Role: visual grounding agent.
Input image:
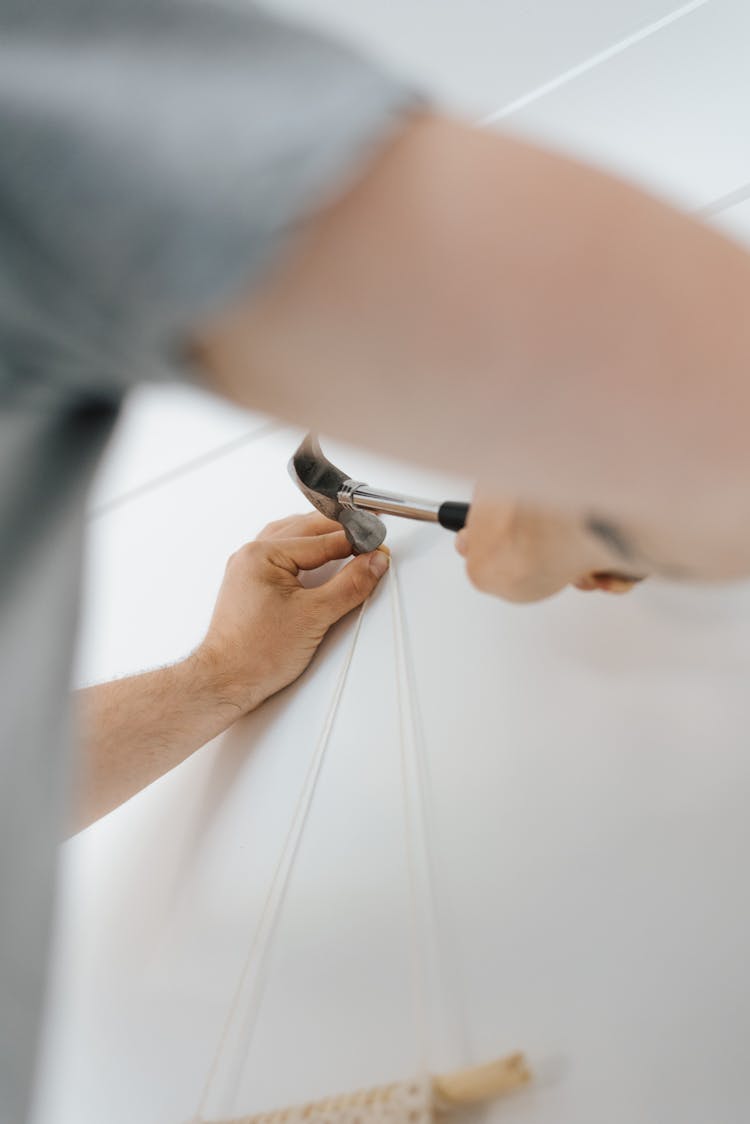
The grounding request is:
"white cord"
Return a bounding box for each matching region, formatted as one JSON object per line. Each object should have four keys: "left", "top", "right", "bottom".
{"left": 193, "top": 602, "right": 369, "bottom": 1123}
{"left": 197, "top": 551, "right": 470, "bottom": 1121}
{"left": 390, "top": 558, "right": 431, "bottom": 1076}
{"left": 390, "top": 562, "right": 473, "bottom": 1070}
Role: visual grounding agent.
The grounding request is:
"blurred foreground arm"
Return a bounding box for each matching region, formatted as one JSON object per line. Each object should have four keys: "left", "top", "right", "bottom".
{"left": 9, "top": 5, "right": 749, "bottom": 596}
{"left": 455, "top": 492, "right": 645, "bottom": 603}
{"left": 73, "top": 514, "right": 387, "bottom": 831}
{"left": 197, "top": 116, "right": 750, "bottom": 587}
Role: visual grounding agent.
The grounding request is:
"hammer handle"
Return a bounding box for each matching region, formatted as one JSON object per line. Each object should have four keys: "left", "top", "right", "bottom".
{"left": 438, "top": 501, "right": 470, "bottom": 532}
{"left": 342, "top": 483, "right": 469, "bottom": 533}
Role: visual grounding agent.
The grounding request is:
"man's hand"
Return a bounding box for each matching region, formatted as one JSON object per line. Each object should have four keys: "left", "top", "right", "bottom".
{"left": 456, "top": 488, "right": 646, "bottom": 603}
{"left": 74, "top": 513, "right": 387, "bottom": 831}
{"left": 197, "top": 511, "right": 389, "bottom": 712}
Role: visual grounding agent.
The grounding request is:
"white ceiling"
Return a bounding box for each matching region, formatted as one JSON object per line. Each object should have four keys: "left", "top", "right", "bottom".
{"left": 260, "top": 0, "right": 708, "bottom": 119}
{"left": 510, "top": 0, "right": 750, "bottom": 211}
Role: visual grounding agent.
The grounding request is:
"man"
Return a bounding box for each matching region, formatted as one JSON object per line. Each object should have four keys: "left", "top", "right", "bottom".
{"left": 5, "top": 2, "right": 750, "bottom": 1122}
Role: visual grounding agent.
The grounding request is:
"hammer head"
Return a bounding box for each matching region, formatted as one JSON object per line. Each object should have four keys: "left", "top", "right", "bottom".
{"left": 288, "top": 433, "right": 386, "bottom": 554}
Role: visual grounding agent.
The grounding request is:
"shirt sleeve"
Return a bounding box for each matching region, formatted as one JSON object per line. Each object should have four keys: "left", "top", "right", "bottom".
{"left": 0, "top": 0, "right": 419, "bottom": 405}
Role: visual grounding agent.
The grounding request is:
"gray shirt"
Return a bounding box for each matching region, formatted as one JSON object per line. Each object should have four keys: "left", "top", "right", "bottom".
{"left": 0, "top": 4, "right": 414, "bottom": 1120}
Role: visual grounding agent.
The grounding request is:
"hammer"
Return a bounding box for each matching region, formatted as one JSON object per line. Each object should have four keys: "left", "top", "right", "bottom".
{"left": 288, "top": 433, "right": 470, "bottom": 554}
{"left": 289, "top": 434, "right": 644, "bottom": 591}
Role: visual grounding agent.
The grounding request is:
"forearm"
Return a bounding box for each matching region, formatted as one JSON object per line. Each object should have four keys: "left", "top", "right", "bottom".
{"left": 197, "top": 114, "right": 750, "bottom": 579}
{"left": 73, "top": 651, "right": 243, "bottom": 833}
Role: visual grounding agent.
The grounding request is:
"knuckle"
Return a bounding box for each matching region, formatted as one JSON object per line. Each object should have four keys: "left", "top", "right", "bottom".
{"left": 258, "top": 517, "right": 288, "bottom": 539}
{"left": 226, "top": 545, "right": 248, "bottom": 573}
{"left": 236, "top": 540, "right": 266, "bottom": 567}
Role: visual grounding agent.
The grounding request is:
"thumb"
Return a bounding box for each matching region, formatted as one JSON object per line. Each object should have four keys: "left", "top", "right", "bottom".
{"left": 314, "top": 549, "right": 389, "bottom": 623}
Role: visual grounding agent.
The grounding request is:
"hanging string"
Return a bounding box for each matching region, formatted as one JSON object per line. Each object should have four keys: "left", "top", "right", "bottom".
{"left": 196, "top": 549, "right": 472, "bottom": 1124}
{"left": 389, "top": 558, "right": 472, "bottom": 1071}
{"left": 390, "top": 557, "right": 431, "bottom": 1077}
{"left": 193, "top": 601, "right": 369, "bottom": 1123}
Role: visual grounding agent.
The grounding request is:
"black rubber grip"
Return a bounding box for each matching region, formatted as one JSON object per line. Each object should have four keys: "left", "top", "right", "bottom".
{"left": 438, "top": 501, "right": 470, "bottom": 532}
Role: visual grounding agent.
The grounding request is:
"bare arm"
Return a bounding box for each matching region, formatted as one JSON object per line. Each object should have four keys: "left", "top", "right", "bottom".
{"left": 75, "top": 656, "right": 242, "bottom": 830}
{"left": 73, "top": 514, "right": 388, "bottom": 831}
{"left": 196, "top": 114, "right": 750, "bottom": 583}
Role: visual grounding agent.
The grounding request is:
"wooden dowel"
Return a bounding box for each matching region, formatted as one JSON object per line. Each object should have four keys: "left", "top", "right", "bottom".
{"left": 210, "top": 1054, "right": 531, "bottom": 1124}
{"left": 431, "top": 1053, "right": 531, "bottom": 1110}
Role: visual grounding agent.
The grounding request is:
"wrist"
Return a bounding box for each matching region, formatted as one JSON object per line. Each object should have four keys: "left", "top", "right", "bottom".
{"left": 187, "top": 643, "right": 264, "bottom": 719}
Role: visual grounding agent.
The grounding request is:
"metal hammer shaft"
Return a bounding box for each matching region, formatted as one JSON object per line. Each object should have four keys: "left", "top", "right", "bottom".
{"left": 338, "top": 480, "right": 469, "bottom": 531}
{"left": 288, "top": 433, "right": 469, "bottom": 552}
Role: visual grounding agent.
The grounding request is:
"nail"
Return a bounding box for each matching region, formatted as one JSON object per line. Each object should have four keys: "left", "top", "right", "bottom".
{"left": 455, "top": 530, "right": 468, "bottom": 557}
{"left": 370, "top": 551, "right": 389, "bottom": 577}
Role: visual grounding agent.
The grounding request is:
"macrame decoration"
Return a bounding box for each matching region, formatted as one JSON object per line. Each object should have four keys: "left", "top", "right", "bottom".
{"left": 191, "top": 559, "right": 531, "bottom": 1124}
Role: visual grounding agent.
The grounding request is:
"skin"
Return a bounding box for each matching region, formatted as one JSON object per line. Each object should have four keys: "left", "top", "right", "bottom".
{"left": 456, "top": 490, "right": 644, "bottom": 604}
{"left": 194, "top": 113, "right": 750, "bottom": 598}
{"left": 74, "top": 513, "right": 388, "bottom": 831}
{"left": 75, "top": 113, "right": 750, "bottom": 820}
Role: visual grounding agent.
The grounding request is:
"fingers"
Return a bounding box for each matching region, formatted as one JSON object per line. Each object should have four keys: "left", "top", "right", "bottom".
{"left": 312, "top": 549, "right": 390, "bottom": 623}
{"left": 257, "top": 512, "right": 342, "bottom": 541}
{"left": 271, "top": 530, "right": 354, "bottom": 573}
{"left": 458, "top": 488, "right": 648, "bottom": 602}
{"left": 460, "top": 497, "right": 570, "bottom": 603}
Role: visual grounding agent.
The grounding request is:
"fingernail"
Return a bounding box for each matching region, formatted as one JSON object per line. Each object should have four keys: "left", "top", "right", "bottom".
{"left": 600, "top": 579, "right": 635, "bottom": 594}
{"left": 455, "top": 530, "right": 468, "bottom": 557}
{"left": 370, "top": 551, "right": 389, "bottom": 577}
